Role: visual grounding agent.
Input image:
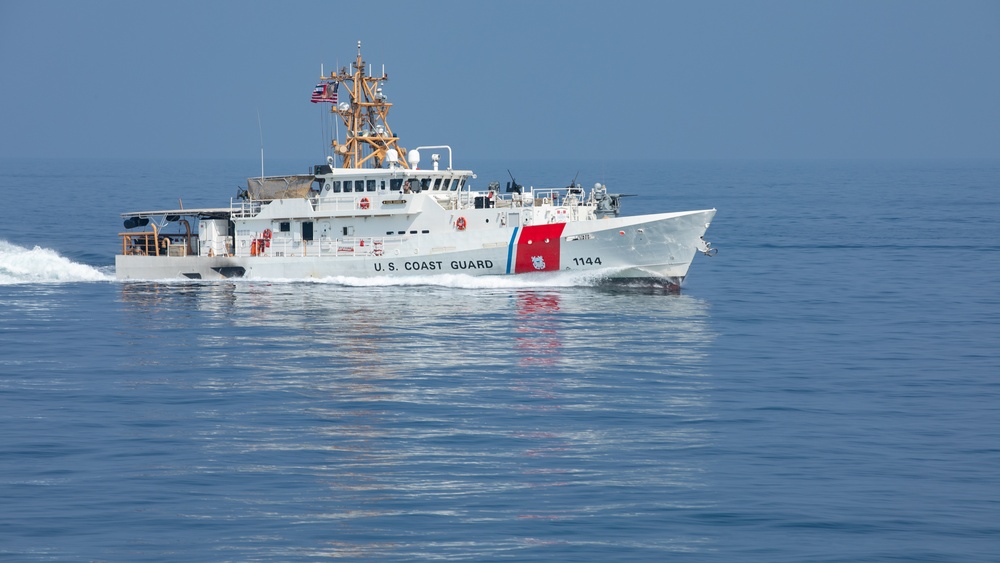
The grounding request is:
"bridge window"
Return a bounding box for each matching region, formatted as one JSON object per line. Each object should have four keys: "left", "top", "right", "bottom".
{"left": 390, "top": 178, "right": 403, "bottom": 191}
{"left": 367, "top": 180, "right": 376, "bottom": 192}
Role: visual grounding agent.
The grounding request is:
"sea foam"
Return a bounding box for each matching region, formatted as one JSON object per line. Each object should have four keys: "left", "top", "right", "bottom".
{"left": 0, "top": 240, "right": 113, "bottom": 284}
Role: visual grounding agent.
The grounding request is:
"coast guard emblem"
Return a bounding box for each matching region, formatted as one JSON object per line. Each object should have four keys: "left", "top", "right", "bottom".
{"left": 531, "top": 256, "right": 546, "bottom": 270}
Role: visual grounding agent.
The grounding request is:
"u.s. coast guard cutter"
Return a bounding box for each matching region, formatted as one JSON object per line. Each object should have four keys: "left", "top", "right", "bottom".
{"left": 116, "top": 43, "right": 716, "bottom": 285}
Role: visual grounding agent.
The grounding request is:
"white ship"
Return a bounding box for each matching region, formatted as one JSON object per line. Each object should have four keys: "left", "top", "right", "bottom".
{"left": 116, "top": 43, "right": 717, "bottom": 287}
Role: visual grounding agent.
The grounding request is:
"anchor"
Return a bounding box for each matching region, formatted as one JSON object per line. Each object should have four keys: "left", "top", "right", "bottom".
{"left": 698, "top": 236, "right": 718, "bottom": 257}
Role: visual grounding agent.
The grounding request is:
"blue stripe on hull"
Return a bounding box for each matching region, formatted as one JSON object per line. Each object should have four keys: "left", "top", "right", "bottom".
{"left": 505, "top": 227, "right": 520, "bottom": 274}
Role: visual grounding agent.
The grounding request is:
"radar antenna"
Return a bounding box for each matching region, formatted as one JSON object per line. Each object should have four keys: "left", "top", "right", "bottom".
{"left": 324, "top": 41, "right": 408, "bottom": 169}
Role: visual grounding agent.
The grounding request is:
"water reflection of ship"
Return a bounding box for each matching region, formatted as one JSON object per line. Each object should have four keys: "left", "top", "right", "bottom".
{"left": 115, "top": 282, "right": 719, "bottom": 556}
{"left": 118, "top": 280, "right": 238, "bottom": 311}
{"left": 513, "top": 290, "right": 562, "bottom": 367}
{"left": 116, "top": 283, "right": 419, "bottom": 556}
{"left": 119, "top": 281, "right": 396, "bottom": 424}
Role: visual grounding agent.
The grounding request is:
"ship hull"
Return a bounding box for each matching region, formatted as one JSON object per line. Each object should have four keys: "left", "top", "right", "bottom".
{"left": 115, "top": 209, "right": 715, "bottom": 284}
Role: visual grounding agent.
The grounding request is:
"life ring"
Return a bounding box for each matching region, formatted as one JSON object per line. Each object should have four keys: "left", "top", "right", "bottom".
{"left": 456, "top": 216, "right": 467, "bottom": 231}
{"left": 262, "top": 228, "right": 272, "bottom": 240}
{"left": 359, "top": 197, "right": 370, "bottom": 210}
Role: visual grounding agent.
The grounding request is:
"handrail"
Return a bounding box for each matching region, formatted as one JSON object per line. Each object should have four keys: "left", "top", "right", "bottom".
{"left": 119, "top": 231, "right": 201, "bottom": 256}
{"left": 413, "top": 145, "right": 453, "bottom": 170}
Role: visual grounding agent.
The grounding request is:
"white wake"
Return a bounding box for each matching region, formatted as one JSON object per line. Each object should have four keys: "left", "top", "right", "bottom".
{"left": 0, "top": 240, "right": 113, "bottom": 284}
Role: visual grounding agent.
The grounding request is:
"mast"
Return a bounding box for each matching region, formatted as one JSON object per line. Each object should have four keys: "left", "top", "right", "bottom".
{"left": 325, "top": 41, "right": 408, "bottom": 169}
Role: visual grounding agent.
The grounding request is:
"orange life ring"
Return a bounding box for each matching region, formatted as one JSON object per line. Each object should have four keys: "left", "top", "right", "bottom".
{"left": 262, "top": 228, "right": 272, "bottom": 240}
{"left": 456, "top": 216, "right": 467, "bottom": 231}
{"left": 359, "top": 197, "right": 370, "bottom": 210}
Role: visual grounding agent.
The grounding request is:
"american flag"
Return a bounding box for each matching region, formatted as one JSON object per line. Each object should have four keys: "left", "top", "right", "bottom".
{"left": 310, "top": 82, "right": 338, "bottom": 104}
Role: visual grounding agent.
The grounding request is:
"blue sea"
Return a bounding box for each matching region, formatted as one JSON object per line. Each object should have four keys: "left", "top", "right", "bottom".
{"left": 1, "top": 157, "right": 998, "bottom": 561}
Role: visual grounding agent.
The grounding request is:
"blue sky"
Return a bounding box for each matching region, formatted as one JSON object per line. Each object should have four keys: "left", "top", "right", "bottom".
{"left": 1, "top": 0, "right": 998, "bottom": 161}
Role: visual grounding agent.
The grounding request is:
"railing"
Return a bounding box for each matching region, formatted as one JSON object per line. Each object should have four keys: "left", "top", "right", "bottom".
{"left": 230, "top": 199, "right": 263, "bottom": 218}
{"left": 459, "top": 185, "right": 591, "bottom": 211}
{"left": 527, "top": 186, "right": 588, "bottom": 207}
{"left": 120, "top": 231, "right": 161, "bottom": 256}
{"left": 232, "top": 195, "right": 404, "bottom": 216}
{"left": 119, "top": 232, "right": 200, "bottom": 257}
{"left": 241, "top": 236, "right": 394, "bottom": 258}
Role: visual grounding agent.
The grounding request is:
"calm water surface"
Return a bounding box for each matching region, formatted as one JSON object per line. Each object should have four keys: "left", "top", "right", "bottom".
{"left": 1, "top": 158, "right": 998, "bottom": 561}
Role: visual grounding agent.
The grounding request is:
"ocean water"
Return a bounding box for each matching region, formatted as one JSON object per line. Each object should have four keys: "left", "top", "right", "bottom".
{"left": 1, "top": 157, "right": 998, "bottom": 561}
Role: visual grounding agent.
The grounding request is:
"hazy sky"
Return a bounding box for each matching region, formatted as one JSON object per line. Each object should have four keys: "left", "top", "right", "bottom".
{"left": 1, "top": 0, "right": 997, "bottom": 161}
